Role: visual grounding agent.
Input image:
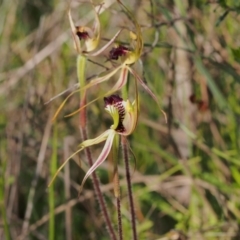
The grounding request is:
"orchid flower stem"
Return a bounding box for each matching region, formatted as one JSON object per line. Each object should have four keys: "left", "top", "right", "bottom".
{"left": 121, "top": 136, "right": 137, "bottom": 240}
{"left": 114, "top": 177, "right": 123, "bottom": 240}
{"left": 77, "top": 55, "right": 117, "bottom": 240}
{"left": 112, "top": 135, "right": 120, "bottom": 198}
{"left": 111, "top": 135, "right": 123, "bottom": 239}
{"left": 77, "top": 55, "right": 87, "bottom": 127}
{"left": 116, "top": 197, "right": 123, "bottom": 240}
{"left": 121, "top": 66, "right": 129, "bottom": 100}
{"left": 121, "top": 64, "right": 138, "bottom": 239}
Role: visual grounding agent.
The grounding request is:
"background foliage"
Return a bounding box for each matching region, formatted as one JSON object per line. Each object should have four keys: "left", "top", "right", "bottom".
{"left": 1, "top": 0, "right": 240, "bottom": 239}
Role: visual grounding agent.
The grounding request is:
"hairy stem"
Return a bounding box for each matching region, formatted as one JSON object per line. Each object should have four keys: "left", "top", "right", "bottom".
{"left": 116, "top": 196, "right": 123, "bottom": 240}
{"left": 112, "top": 135, "right": 123, "bottom": 239}
{"left": 77, "top": 55, "right": 117, "bottom": 240}
{"left": 122, "top": 136, "right": 137, "bottom": 240}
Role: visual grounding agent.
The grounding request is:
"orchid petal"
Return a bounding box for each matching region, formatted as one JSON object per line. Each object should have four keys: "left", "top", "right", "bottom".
{"left": 52, "top": 88, "right": 82, "bottom": 121}
{"left": 91, "top": 0, "right": 101, "bottom": 35}
{"left": 127, "top": 66, "right": 167, "bottom": 122}
{"left": 123, "top": 52, "right": 139, "bottom": 65}
{"left": 121, "top": 100, "right": 138, "bottom": 136}
{"left": 45, "top": 83, "right": 79, "bottom": 104}
{"left": 87, "top": 0, "right": 101, "bottom": 52}
{"left": 53, "top": 66, "right": 123, "bottom": 120}
{"left": 68, "top": 7, "right": 82, "bottom": 54}
{"left": 120, "top": 67, "right": 139, "bottom": 136}
{"left": 80, "top": 129, "right": 112, "bottom": 148}
{"left": 100, "top": 66, "right": 129, "bottom": 99}
{"left": 109, "top": 66, "right": 129, "bottom": 93}
{"left": 105, "top": 105, "right": 120, "bottom": 130}
{"left": 87, "top": 65, "right": 123, "bottom": 88}
{"left": 48, "top": 146, "right": 84, "bottom": 187}
{"left": 65, "top": 66, "right": 128, "bottom": 118}
{"left": 87, "top": 29, "right": 122, "bottom": 56}
{"left": 85, "top": 38, "right": 99, "bottom": 53}
{"left": 64, "top": 93, "right": 105, "bottom": 117}
{"left": 48, "top": 129, "right": 112, "bottom": 187}
{"left": 79, "top": 130, "right": 116, "bottom": 192}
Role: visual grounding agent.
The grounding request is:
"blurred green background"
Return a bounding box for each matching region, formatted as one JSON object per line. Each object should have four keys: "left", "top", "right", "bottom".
{"left": 1, "top": 0, "right": 240, "bottom": 239}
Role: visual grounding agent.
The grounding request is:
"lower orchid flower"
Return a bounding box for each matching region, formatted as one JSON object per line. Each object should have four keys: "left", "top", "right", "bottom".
{"left": 48, "top": 95, "right": 138, "bottom": 191}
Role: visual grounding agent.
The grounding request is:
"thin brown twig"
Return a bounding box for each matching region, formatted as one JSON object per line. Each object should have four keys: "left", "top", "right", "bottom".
{"left": 121, "top": 136, "right": 137, "bottom": 240}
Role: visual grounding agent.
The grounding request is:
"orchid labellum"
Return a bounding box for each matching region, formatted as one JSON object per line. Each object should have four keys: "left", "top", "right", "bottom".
{"left": 48, "top": 95, "right": 138, "bottom": 191}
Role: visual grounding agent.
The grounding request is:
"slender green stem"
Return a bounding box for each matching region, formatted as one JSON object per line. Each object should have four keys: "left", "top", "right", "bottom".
{"left": 77, "top": 55, "right": 117, "bottom": 240}
{"left": 121, "top": 63, "right": 137, "bottom": 239}
{"left": 77, "top": 55, "right": 87, "bottom": 127}
{"left": 0, "top": 142, "right": 11, "bottom": 240}
{"left": 121, "top": 67, "right": 129, "bottom": 100}
{"left": 112, "top": 135, "right": 120, "bottom": 198}
{"left": 49, "top": 123, "right": 57, "bottom": 240}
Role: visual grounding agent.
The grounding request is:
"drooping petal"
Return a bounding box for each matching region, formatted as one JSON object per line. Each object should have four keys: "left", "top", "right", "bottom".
{"left": 48, "top": 146, "right": 84, "bottom": 187}
{"left": 66, "top": 66, "right": 128, "bottom": 118}
{"left": 87, "top": 29, "right": 122, "bottom": 57}
{"left": 127, "top": 67, "right": 156, "bottom": 100}
{"left": 80, "top": 129, "right": 112, "bottom": 148}
{"left": 108, "top": 66, "right": 129, "bottom": 94}
{"left": 53, "top": 65, "right": 123, "bottom": 120}
{"left": 86, "top": 65, "right": 123, "bottom": 89}
{"left": 48, "top": 129, "right": 112, "bottom": 187}
{"left": 79, "top": 130, "right": 116, "bottom": 192}
{"left": 127, "top": 66, "right": 167, "bottom": 122}
{"left": 65, "top": 65, "right": 128, "bottom": 118}
{"left": 68, "top": 7, "right": 82, "bottom": 54}
{"left": 52, "top": 88, "right": 81, "bottom": 121}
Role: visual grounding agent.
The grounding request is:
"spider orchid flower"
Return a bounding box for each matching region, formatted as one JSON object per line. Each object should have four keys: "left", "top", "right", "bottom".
{"left": 53, "top": 1, "right": 166, "bottom": 121}
{"left": 109, "top": 0, "right": 143, "bottom": 65}
{"left": 48, "top": 95, "right": 138, "bottom": 191}
{"left": 68, "top": 0, "right": 121, "bottom": 56}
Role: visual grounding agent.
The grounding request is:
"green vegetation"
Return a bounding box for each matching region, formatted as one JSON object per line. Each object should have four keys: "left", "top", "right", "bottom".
{"left": 1, "top": 0, "right": 240, "bottom": 239}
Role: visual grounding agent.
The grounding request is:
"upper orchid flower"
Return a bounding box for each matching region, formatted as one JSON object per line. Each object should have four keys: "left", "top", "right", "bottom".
{"left": 49, "top": 95, "right": 138, "bottom": 191}
{"left": 68, "top": 0, "right": 121, "bottom": 55}
{"left": 109, "top": 0, "right": 143, "bottom": 65}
